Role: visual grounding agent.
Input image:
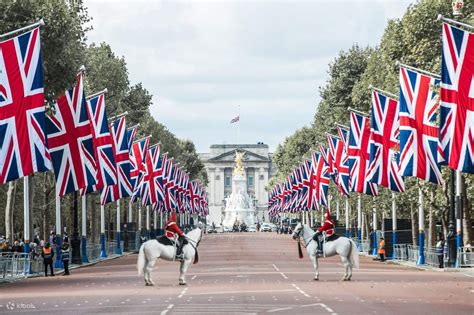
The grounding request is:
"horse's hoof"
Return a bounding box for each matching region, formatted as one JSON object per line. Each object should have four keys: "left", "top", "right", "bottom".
{"left": 314, "top": 278, "right": 319, "bottom": 281}
{"left": 179, "top": 282, "right": 187, "bottom": 286}
{"left": 145, "top": 282, "right": 153, "bottom": 286}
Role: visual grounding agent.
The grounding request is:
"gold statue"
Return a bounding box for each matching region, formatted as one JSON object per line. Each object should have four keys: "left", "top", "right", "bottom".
{"left": 234, "top": 151, "right": 245, "bottom": 176}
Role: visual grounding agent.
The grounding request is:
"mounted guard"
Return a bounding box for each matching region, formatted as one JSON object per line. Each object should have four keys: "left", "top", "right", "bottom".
{"left": 165, "top": 211, "right": 187, "bottom": 260}
{"left": 312, "top": 209, "right": 336, "bottom": 255}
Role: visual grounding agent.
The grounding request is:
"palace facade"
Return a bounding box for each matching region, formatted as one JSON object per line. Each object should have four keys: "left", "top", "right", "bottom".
{"left": 199, "top": 143, "right": 276, "bottom": 226}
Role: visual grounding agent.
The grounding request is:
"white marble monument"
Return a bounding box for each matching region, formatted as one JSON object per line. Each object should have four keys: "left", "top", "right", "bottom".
{"left": 222, "top": 152, "right": 256, "bottom": 229}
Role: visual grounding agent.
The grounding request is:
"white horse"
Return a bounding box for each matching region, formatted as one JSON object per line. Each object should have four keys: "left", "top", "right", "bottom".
{"left": 292, "top": 222, "right": 359, "bottom": 281}
{"left": 137, "top": 227, "right": 202, "bottom": 286}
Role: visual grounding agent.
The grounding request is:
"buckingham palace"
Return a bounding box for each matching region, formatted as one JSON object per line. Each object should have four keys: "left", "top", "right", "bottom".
{"left": 199, "top": 143, "right": 276, "bottom": 226}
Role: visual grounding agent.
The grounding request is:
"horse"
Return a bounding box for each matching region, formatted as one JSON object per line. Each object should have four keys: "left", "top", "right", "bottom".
{"left": 292, "top": 222, "right": 359, "bottom": 281}
{"left": 137, "top": 227, "right": 202, "bottom": 286}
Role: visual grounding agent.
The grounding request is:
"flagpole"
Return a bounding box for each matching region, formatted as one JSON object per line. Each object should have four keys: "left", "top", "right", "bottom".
{"left": 116, "top": 200, "right": 122, "bottom": 255}
{"left": 54, "top": 194, "right": 63, "bottom": 268}
{"left": 23, "top": 177, "right": 31, "bottom": 263}
{"left": 357, "top": 194, "right": 362, "bottom": 244}
{"left": 0, "top": 19, "right": 44, "bottom": 39}
{"left": 81, "top": 195, "right": 89, "bottom": 263}
{"left": 146, "top": 205, "right": 150, "bottom": 240}
{"left": 238, "top": 105, "right": 240, "bottom": 145}
{"left": 372, "top": 197, "right": 378, "bottom": 256}
{"left": 345, "top": 197, "right": 350, "bottom": 237}
{"left": 392, "top": 192, "right": 397, "bottom": 259}
{"left": 395, "top": 61, "right": 441, "bottom": 79}
{"left": 437, "top": 14, "right": 474, "bottom": 30}
{"left": 100, "top": 204, "right": 107, "bottom": 258}
{"left": 86, "top": 88, "right": 108, "bottom": 100}
{"left": 417, "top": 185, "right": 425, "bottom": 265}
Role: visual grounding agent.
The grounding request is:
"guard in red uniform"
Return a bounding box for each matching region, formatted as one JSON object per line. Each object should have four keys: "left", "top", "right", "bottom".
{"left": 165, "top": 211, "right": 186, "bottom": 259}
{"left": 312, "top": 209, "right": 336, "bottom": 254}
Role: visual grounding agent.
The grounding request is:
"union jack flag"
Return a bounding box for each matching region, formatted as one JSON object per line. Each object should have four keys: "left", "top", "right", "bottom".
{"left": 311, "top": 149, "right": 330, "bottom": 209}
{"left": 367, "top": 90, "right": 405, "bottom": 192}
{"left": 101, "top": 116, "right": 132, "bottom": 204}
{"left": 348, "top": 111, "right": 378, "bottom": 195}
{"left": 301, "top": 159, "right": 318, "bottom": 210}
{"left": 399, "top": 67, "right": 443, "bottom": 184}
{"left": 130, "top": 137, "right": 149, "bottom": 203}
{"left": 439, "top": 23, "right": 474, "bottom": 174}
{"left": 141, "top": 145, "right": 166, "bottom": 206}
{"left": 0, "top": 27, "right": 51, "bottom": 184}
{"left": 47, "top": 71, "right": 96, "bottom": 196}
{"left": 319, "top": 144, "right": 334, "bottom": 177}
{"left": 327, "top": 133, "right": 350, "bottom": 196}
{"left": 81, "top": 93, "right": 116, "bottom": 194}
{"left": 164, "top": 158, "right": 178, "bottom": 211}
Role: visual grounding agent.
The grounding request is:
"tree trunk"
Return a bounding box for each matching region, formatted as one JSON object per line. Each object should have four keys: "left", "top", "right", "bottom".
{"left": 5, "top": 181, "right": 14, "bottom": 242}
{"left": 411, "top": 204, "right": 418, "bottom": 245}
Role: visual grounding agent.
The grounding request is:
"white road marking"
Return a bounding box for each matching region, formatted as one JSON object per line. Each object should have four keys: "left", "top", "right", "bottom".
{"left": 178, "top": 287, "right": 188, "bottom": 298}
{"left": 272, "top": 264, "right": 280, "bottom": 272}
{"left": 291, "top": 283, "right": 310, "bottom": 298}
{"left": 280, "top": 272, "right": 288, "bottom": 279}
{"left": 301, "top": 303, "right": 336, "bottom": 314}
{"left": 267, "top": 307, "right": 292, "bottom": 313}
{"left": 191, "top": 275, "right": 197, "bottom": 280}
{"left": 189, "top": 289, "right": 294, "bottom": 296}
{"left": 161, "top": 304, "right": 174, "bottom": 315}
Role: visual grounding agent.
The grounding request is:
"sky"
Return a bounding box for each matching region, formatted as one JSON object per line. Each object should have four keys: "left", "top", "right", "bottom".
{"left": 85, "top": 0, "right": 413, "bottom": 153}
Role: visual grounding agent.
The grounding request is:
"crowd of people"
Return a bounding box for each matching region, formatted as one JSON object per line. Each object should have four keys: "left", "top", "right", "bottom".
{"left": 0, "top": 232, "right": 72, "bottom": 277}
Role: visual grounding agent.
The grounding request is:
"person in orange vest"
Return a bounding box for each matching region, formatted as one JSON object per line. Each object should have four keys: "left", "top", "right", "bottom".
{"left": 41, "top": 243, "right": 54, "bottom": 277}
{"left": 165, "top": 211, "right": 187, "bottom": 259}
{"left": 378, "top": 237, "right": 386, "bottom": 262}
{"left": 312, "top": 209, "right": 336, "bottom": 255}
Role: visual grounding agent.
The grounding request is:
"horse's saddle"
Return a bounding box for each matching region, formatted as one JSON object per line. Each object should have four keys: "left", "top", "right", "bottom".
{"left": 156, "top": 235, "right": 174, "bottom": 246}
{"left": 325, "top": 234, "right": 339, "bottom": 242}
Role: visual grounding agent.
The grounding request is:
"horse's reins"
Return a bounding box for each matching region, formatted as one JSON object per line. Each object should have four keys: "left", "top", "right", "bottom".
{"left": 294, "top": 227, "right": 315, "bottom": 248}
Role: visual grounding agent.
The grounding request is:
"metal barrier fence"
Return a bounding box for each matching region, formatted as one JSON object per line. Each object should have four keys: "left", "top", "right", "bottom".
{"left": 1, "top": 241, "right": 127, "bottom": 281}
{"left": 457, "top": 247, "right": 473, "bottom": 268}
{"left": 393, "top": 244, "right": 408, "bottom": 260}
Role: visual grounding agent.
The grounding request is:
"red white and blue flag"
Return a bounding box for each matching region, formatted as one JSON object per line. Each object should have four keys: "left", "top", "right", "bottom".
{"left": 101, "top": 116, "right": 132, "bottom": 204}
{"left": 399, "top": 67, "right": 443, "bottom": 184}
{"left": 327, "top": 133, "right": 350, "bottom": 196}
{"left": 367, "top": 90, "right": 405, "bottom": 192}
{"left": 141, "top": 145, "right": 166, "bottom": 206}
{"left": 439, "top": 23, "right": 474, "bottom": 174}
{"left": 82, "top": 93, "right": 116, "bottom": 194}
{"left": 311, "top": 149, "right": 330, "bottom": 209}
{"left": 0, "top": 27, "right": 51, "bottom": 184}
{"left": 47, "top": 71, "right": 96, "bottom": 196}
{"left": 347, "top": 111, "right": 378, "bottom": 195}
{"left": 130, "top": 137, "right": 149, "bottom": 203}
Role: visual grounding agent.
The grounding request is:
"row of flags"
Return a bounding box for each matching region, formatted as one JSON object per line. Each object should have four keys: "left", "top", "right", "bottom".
{"left": 269, "top": 21, "right": 474, "bottom": 215}
{"left": 0, "top": 23, "right": 208, "bottom": 215}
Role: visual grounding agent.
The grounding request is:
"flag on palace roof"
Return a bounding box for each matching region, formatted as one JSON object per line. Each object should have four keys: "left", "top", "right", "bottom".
{"left": 439, "top": 23, "right": 474, "bottom": 174}
{"left": 0, "top": 26, "right": 51, "bottom": 184}
{"left": 399, "top": 66, "right": 443, "bottom": 184}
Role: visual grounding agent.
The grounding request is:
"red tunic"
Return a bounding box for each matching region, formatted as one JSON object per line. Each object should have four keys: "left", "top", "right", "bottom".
{"left": 318, "top": 219, "right": 335, "bottom": 236}
{"left": 165, "top": 221, "right": 184, "bottom": 238}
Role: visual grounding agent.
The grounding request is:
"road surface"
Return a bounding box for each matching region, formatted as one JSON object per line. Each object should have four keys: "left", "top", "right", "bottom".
{"left": 0, "top": 232, "right": 472, "bottom": 314}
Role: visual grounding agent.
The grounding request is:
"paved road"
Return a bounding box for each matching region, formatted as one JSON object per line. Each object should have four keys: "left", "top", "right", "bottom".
{"left": 0, "top": 233, "right": 472, "bottom": 314}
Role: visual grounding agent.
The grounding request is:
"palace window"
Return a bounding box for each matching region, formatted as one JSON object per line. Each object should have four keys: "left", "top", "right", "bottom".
{"left": 225, "top": 176, "right": 231, "bottom": 187}
{"left": 248, "top": 175, "right": 254, "bottom": 187}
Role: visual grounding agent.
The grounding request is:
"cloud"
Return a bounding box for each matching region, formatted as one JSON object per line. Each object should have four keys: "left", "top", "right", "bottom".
{"left": 85, "top": 0, "right": 412, "bottom": 152}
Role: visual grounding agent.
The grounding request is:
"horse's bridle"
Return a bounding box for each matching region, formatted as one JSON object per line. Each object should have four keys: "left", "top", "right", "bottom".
{"left": 294, "top": 225, "right": 314, "bottom": 248}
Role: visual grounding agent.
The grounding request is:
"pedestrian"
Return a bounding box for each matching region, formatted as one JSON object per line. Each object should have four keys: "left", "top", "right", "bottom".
{"left": 378, "top": 237, "right": 386, "bottom": 262}
{"left": 42, "top": 242, "right": 55, "bottom": 277}
{"left": 61, "top": 242, "right": 71, "bottom": 276}
{"left": 11, "top": 240, "right": 23, "bottom": 253}
{"left": 435, "top": 234, "right": 445, "bottom": 268}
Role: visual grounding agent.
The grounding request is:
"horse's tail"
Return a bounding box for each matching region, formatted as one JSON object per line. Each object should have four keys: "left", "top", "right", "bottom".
{"left": 349, "top": 239, "right": 360, "bottom": 269}
{"left": 193, "top": 248, "right": 199, "bottom": 264}
{"left": 137, "top": 242, "right": 146, "bottom": 275}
